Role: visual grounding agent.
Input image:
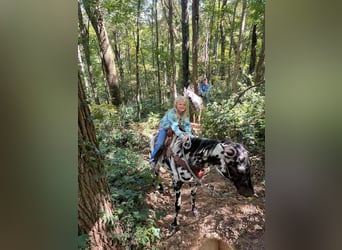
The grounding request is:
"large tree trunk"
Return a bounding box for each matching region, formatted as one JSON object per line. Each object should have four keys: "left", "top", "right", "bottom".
{"left": 78, "top": 1, "right": 100, "bottom": 105}
{"left": 78, "top": 72, "right": 122, "bottom": 249}
{"left": 83, "top": 0, "right": 122, "bottom": 106}
{"left": 181, "top": 0, "right": 190, "bottom": 88}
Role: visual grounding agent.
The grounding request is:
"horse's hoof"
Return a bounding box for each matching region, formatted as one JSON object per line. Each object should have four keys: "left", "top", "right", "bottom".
{"left": 169, "top": 224, "right": 179, "bottom": 234}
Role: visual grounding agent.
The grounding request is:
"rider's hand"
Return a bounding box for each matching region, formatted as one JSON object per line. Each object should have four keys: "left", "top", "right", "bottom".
{"left": 182, "top": 136, "right": 188, "bottom": 142}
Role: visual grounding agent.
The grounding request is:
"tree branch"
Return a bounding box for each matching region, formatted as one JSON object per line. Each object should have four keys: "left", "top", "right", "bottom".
{"left": 230, "top": 80, "right": 265, "bottom": 110}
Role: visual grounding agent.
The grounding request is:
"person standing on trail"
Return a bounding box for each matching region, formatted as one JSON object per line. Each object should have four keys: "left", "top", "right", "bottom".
{"left": 149, "top": 96, "right": 192, "bottom": 168}
{"left": 198, "top": 77, "right": 211, "bottom": 104}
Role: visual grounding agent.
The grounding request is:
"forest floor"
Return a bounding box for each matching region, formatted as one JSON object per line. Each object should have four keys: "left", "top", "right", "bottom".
{"left": 144, "top": 153, "right": 265, "bottom": 250}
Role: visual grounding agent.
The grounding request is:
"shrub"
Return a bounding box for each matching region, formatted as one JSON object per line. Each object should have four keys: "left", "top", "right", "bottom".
{"left": 201, "top": 88, "right": 265, "bottom": 154}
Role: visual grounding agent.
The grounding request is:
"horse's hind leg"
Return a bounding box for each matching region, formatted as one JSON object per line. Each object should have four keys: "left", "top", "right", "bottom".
{"left": 152, "top": 162, "right": 164, "bottom": 194}
{"left": 190, "top": 183, "right": 200, "bottom": 217}
{"left": 171, "top": 180, "right": 183, "bottom": 230}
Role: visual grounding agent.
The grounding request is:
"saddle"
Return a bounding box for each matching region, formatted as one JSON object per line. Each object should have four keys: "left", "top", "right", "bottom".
{"left": 153, "top": 129, "right": 205, "bottom": 179}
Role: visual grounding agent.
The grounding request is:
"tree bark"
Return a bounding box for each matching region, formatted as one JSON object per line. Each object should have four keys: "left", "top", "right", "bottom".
{"left": 154, "top": 0, "right": 162, "bottom": 107}
{"left": 136, "top": 0, "right": 142, "bottom": 120}
{"left": 254, "top": 16, "right": 265, "bottom": 86}
{"left": 165, "top": 0, "right": 177, "bottom": 99}
{"left": 78, "top": 72, "right": 122, "bottom": 249}
{"left": 113, "top": 31, "right": 125, "bottom": 103}
{"left": 227, "top": 0, "right": 238, "bottom": 87}
{"left": 231, "top": 0, "right": 247, "bottom": 93}
{"left": 248, "top": 24, "right": 257, "bottom": 76}
{"left": 192, "top": 0, "right": 199, "bottom": 85}
{"left": 83, "top": 0, "right": 122, "bottom": 106}
{"left": 219, "top": 0, "right": 228, "bottom": 79}
{"left": 181, "top": 0, "right": 190, "bottom": 89}
{"left": 78, "top": 1, "right": 100, "bottom": 105}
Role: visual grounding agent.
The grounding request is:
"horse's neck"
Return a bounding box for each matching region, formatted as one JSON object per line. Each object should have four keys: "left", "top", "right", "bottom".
{"left": 188, "top": 138, "right": 223, "bottom": 161}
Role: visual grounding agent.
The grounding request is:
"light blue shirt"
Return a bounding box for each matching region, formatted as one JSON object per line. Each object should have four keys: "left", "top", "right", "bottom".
{"left": 199, "top": 82, "right": 210, "bottom": 95}
{"left": 159, "top": 108, "right": 192, "bottom": 138}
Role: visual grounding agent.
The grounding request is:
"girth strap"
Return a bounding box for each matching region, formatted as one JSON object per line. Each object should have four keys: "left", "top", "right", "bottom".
{"left": 172, "top": 154, "right": 205, "bottom": 179}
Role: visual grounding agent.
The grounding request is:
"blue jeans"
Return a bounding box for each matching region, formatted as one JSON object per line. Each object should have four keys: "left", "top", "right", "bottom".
{"left": 150, "top": 128, "right": 167, "bottom": 163}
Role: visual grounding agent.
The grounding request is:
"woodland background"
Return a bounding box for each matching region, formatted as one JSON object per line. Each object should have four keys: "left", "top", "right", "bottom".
{"left": 78, "top": 0, "right": 265, "bottom": 249}
{"left": 1, "top": 0, "right": 341, "bottom": 250}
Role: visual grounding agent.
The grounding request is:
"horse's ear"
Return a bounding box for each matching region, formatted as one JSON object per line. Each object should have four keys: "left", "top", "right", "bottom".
{"left": 223, "top": 137, "right": 232, "bottom": 144}
{"left": 224, "top": 146, "right": 236, "bottom": 157}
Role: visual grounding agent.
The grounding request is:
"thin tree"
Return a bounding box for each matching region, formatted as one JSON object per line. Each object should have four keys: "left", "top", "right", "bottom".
{"left": 227, "top": 0, "right": 238, "bottom": 87}
{"left": 219, "top": 0, "right": 228, "bottom": 79}
{"left": 78, "top": 0, "right": 100, "bottom": 104}
{"left": 248, "top": 24, "right": 257, "bottom": 76}
{"left": 78, "top": 71, "right": 123, "bottom": 249}
{"left": 169, "top": 0, "right": 177, "bottom": 99}
{"left": 254, "top": 15, "right": 265, "bottom": 86}
{"left": 112, "top": 31, "right": 126, "bottom": 103}
{"left": 231, "top": 0, "right": 247, "bottom": 93}
{"left": 181, "top": 0, "right": 190, "bottom": 88}
{"left": 154, "top": 0, "right": 162, "bottom": 107}
{"left": 135, "top": 0, "right": 142, "bottom": 120}
{"left": 192, "top": 0, "right": 199, "bottom": 85}
{"left": 83, "top": 0, "right": 122, "bottom": 106}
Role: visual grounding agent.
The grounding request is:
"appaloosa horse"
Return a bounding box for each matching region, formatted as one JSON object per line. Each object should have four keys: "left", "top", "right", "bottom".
{"left": 150, "top": 134, "right": 254, "bottom": 230}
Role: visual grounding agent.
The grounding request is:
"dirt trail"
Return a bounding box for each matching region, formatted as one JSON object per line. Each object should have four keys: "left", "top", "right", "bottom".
{"left": 145, "top": 158, "right": 265, "bottom": 250}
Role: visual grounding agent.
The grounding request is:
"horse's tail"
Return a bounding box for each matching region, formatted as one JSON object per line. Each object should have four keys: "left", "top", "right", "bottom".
{"left": 150, "top": 132, "right": 157, "bottom": 156}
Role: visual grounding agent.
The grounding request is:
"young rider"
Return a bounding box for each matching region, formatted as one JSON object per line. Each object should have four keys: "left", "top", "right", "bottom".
{"left": 150, "top": 96, "right": 192, "bottom": 168}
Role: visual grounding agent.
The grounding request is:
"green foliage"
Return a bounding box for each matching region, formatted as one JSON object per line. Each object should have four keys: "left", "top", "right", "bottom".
{"left": 104, "top": 148, "right": 159, "bottom": 248}
{"left": 201, "top": 87, "right": 265, "bottom": 154}
{"left": 78, "top": 234, "right": 89, "bottom": 249}
{"left": 91, "top": 104, "right": 150, "bottom": 151}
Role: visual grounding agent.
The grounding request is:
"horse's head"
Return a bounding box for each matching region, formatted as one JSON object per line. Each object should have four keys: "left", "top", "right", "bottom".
{"left": 218, "top": 142, "right": 254, "bottom": 197}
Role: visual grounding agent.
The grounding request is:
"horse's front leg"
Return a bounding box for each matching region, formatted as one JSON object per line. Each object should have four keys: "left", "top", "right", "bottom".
{"left": 190, "top": 183, "right": 200, "bottom": 217}
{"left": 171, "top": 180, "right": 183, "bottom": 229}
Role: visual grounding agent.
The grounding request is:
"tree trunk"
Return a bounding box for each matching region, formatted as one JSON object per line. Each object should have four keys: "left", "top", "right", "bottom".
{"left": 181, "top": 0, "right": 190, "bottom": 89}
{"left": 231, "top": 0, "right": 247, "bottom": 93}
{"left": 254, "top": 16, "right": 265, "bottom": 85}
{"left": 78, "top": 72, "right": 122, "bottom": 249}
{"left": 169, "top": 0, "right": 177, "bottom": 99}
{"left": 113, "top": 31, "right": 126, "bottom": 103}
{"left": 219, "top": 0, "right": 228, "bottom": 79}
{"left": 83, "top": 0, "right": 122, "bottom": 106}
{"left": 78, "top": 1, "right": 100, "bottom": 105}
{"left": 192, "top": 0, "right": 199, "bottom": 85}
{"left": 226, "top": 0, "right": 238, "bottom": 88}
{"left": 248, "top": 24, "right": 257, "bottom": 76}
{"left": 78, "top": 45, "right": 90, "bottom": 94}
{"left": 136, "top": 0, "right": 142, "bottom": 120}
{"left": 154, "top": 0, "right": 162, "bottom": 107}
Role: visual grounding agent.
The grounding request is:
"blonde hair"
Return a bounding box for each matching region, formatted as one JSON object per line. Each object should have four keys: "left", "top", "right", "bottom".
{"left": 174, "top": 95, "right": 189, "bottom": 117}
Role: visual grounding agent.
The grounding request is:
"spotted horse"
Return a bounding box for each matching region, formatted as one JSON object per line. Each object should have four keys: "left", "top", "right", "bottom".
{"left": 150, "top": 134, "right": 254, "bottom": 230}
